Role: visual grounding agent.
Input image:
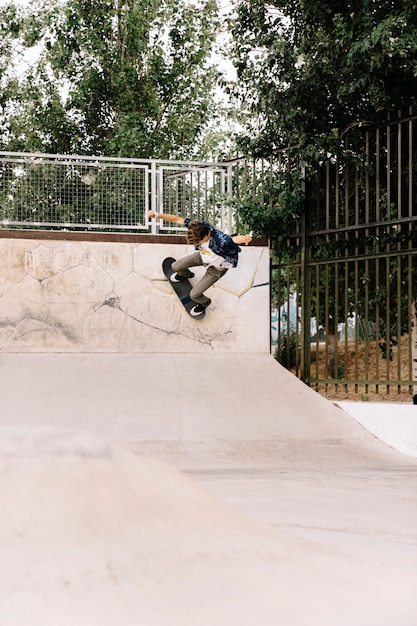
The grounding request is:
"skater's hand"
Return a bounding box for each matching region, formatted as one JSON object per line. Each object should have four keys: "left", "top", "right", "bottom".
{"left": 148, "top": 210, "right": 156, "bottom": 219}
{"left": 232, "top": 233, "right": 252, "bottom": 246}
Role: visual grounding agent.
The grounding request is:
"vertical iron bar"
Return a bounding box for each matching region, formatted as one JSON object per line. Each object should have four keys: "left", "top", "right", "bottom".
{"left": 408, "top": 249, "right": 413, "bottom": 396}
{"left": 365, "top": 130, "right": 370, "bottom": 235}
{"left": 364, "top": 256, "right": 369, "bottom": 396}
{"left": 314, "top": 263, "right": 320, "bottom": 392}
{"left": 387, "top": 113, "right": 391, "bottom": 218}
{"left": 312, "top": 263, "right": 319, "bottom": 392}
{"left": 375, "top": 255, "right": 380, "bottom": 396}
{"left": 398, "top": 112, "right": 402, "bottom": 220}
{"left": 286, "top": 268, "right": 291, "bottom": 368}
{"left": 397, "top": 254, "right": 402, "bottom": 395}
{"left": 386, "top": 253, "right": 391, "bottom": 394}
{"left": 409, "top": 107, "right": 413, "bottom": 219}
{"left": 300, "top": 161, "right": 311, "bottom": 385}
{"left": 408, "top": 108, "right": 414, "bottom": 397}
{"left": 354, "top": 254, "right": 359, "bottom": 394}
{"left": 334, "top": 257, "right": 339, "bottom": 391}
{"left": 324, "top": 263, "right": 329, "bottom": 391}
{"left": 344, "top": 255, "right": 349, "bottom": 395}
{"left": 276, "top": 264, "right": 282, "bottom": 363}
{"left": 295, "top": 264, "right": 301, "bottom": 377}
{"left": 376, "top": 126, "right": 380, "bottom": 229}
{"left": 325, "top": 161, "right": 330, "bottom": 239}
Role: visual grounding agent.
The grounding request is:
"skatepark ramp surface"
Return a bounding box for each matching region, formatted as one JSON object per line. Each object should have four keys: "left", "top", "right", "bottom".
{"left": 1, "top": 351, "right": 417, "bottom": 626}
{"left": 0, "top": 235, "right": 416, "bottom": 625}
{"left": 0, "top": 425, "right": 416, "bottom": 626}
{"left": 1, "top": 351, "right": 415, "bottom": 470}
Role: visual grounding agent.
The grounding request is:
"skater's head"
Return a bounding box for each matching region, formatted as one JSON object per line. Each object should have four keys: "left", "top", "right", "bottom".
{"left": 186, "top": 221, "right": 210, "bottom": 245}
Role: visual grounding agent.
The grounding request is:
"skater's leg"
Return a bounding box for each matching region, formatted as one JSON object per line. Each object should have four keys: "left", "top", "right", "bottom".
{"left": 171, "top": 252, "right": 202, "bottom": 277}
{"left": 190, "top": 266, "right": 227, "bottom": 305}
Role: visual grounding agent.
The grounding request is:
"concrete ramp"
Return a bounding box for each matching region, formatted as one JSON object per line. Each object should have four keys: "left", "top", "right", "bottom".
{"left": 0, "top": 351, "right": 414, "bottom": 470}
{"left": 0, "top": 237, "right": 269, "bottom": 353}
{"left": 0, "top": 233, "right": 413, "bottom": 471}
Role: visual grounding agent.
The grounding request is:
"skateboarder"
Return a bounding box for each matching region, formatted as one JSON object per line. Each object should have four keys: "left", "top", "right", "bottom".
{"left": 148, "top": 211, "right": 252, "bottom": 313}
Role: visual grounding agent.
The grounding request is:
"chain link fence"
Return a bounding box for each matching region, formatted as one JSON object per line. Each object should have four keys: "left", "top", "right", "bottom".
{"left": 0, "top": 152, "right": 240, "bottom": 233}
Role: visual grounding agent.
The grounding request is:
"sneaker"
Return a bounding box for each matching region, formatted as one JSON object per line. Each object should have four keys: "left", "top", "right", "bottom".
{"left": 171, "top": 272, "right": 194, "bottom": 282}
{"left": 193, "top": 299, "right": 211, "bottom": 314}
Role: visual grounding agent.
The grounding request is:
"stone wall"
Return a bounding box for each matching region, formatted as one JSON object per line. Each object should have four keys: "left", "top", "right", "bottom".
{"left": 0, "top": 236, "right": 270, "bottom": 353}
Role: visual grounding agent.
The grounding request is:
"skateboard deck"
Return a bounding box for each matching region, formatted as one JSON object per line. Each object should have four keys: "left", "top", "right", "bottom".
{"left": 162, "top": 257, "right": 205, "bottom": 320}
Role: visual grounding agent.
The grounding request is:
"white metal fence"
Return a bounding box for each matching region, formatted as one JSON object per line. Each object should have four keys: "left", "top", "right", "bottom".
{"left": 0, "top": 151, "right": 241, "bottom": 233}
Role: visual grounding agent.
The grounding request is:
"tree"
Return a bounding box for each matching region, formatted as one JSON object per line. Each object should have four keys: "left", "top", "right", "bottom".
{"left": 0, "top": 2, "right": 26, "bottom": 147}
{"left": 228, "top": 0, "right": 417, "bottom": 158}
{"left": 1, "top": 0, "right": 221, "bottom": 159}
{"left": 228, "top": 0, "right": 417, "bottom": 387}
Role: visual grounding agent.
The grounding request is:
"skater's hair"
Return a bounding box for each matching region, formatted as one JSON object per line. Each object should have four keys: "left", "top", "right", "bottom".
{"left": 186, "top": 221, "right": 210, "bottom": 245}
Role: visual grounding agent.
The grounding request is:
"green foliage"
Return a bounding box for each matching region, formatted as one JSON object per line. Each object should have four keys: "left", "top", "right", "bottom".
{"left": 0, "top": 3, "right": 24, "bottom": 139}
{"left": 228, "top": 0, "right": 417, "bottom": 159}
{"left": 228, "top": 160, "right": 304, "bottom": 251}
{"left": 0, "top": 0, "right": 221, "bottom": 158}
{"left": 225, "top": 0, "right": 417, "bottom": 276}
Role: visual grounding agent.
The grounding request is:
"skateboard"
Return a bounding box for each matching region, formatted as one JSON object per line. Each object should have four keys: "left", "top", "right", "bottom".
{"left": 162, "top": 257, "right": 205, "bottom": 320}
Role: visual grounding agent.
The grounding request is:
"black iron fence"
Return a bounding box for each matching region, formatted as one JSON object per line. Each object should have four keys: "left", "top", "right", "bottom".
{"left": 270, "top": 110, "right": 417, "bottom": 401}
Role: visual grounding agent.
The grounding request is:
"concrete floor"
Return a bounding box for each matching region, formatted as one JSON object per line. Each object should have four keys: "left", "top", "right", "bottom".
{"left": 1, "top": 352, "right": 416, "bottom": 625}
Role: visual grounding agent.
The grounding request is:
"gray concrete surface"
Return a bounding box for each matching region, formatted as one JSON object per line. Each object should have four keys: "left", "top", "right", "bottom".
{"left": 1, "top": 352, "right": 416, "bottom": 625}
{"left": 1, "top": 352, "right": 414, "bottom": 469}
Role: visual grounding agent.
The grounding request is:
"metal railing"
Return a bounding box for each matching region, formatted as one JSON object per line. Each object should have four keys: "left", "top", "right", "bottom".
{"left": 0, "top": 151, "right": 243, "bottom": 233}
{"left": 265, "top": 110, "right": 417, "bottom": 401}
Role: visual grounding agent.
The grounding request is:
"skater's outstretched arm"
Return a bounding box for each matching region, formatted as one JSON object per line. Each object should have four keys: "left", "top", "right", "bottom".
{"left": 148, "top": 211, "right": 184, "bottom": 225}
{"left": 148, "top": 211, "right": 252, "bottom": 245}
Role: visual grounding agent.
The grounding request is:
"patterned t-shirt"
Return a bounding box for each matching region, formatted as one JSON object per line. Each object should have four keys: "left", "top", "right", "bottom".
{"left": 198, "top": 240, "right": 233, "bottom": 269}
